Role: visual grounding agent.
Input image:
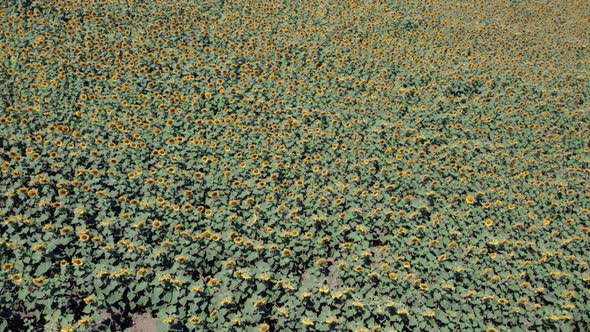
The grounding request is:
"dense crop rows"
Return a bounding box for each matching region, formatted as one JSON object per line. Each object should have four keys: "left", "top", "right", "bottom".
{"left": 0, "top": 0, "right": 588, "bottom": 331}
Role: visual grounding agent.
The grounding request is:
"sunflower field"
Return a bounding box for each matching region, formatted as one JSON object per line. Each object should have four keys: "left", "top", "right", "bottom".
{"left": 0, "top": 0, "right": 589, "bottom": 331}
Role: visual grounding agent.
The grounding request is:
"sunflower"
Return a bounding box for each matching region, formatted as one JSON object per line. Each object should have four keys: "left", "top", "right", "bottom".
{"left": 72, "top": 258, "right": 85, "bottom": 267}
{"left": 207, "top": 278, "right": 220, "bottom": 287}
{"left": 162, "top": 317, "right": 176, "bottom": 324}
{"left": 59, "top": 227, "right": 73, "bottom": 235}
{"left": 83, "top": 297, "right": 97, "bottom": 304}
{"left": 11, "top": 274, "right": 23, "bottom": 284}
{"left": 33, "top": 277, "right": 47, "bottom": 286}
{"left": 338, "top": 262, "right": 349, "bottom": 269}
{"left": 422, "top": 311, "right": 435, "bottom": 318}
{"left": 170, "top": 279, "right": 184, "bottom": 286}
{"left": 564, "top": 290, "right": 576, "bottom": 299}
{"left": 465, "top": 195, "right": 476, "bottom": 204}
{"left": 175, "top": 256, "right": 188, "bottom": 263}
{"left": 189, "top": 316, "right": 202, "bottom": 325}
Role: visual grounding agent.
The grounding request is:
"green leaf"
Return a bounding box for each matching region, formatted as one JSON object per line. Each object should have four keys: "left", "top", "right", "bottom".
{"left": 35, "top": 261, "right": 51, "bottom": 275}
{"left": 156, "top": 320, "right": 170, "bottom": 332}
{"left": 135, "top": 282, "right": 148, "bottom": 292}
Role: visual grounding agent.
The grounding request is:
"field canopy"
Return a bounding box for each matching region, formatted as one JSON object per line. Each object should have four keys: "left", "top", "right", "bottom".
{"left": 0, "top": 0, "right": 588, "bottom": 331}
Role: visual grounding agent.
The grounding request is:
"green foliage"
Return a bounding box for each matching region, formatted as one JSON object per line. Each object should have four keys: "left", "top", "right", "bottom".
{"left": 0, "top": 0, "right": 589, "bottom": 331}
